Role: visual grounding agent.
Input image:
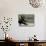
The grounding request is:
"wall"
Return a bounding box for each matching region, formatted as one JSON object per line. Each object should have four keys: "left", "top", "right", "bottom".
{"left": 0, "top": 0, "right": 46, "bottom": 40}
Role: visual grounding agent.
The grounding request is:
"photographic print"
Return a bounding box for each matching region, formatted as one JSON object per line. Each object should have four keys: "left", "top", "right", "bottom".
{"left": 18, "top": 14, "right": 35, "bottom": 27}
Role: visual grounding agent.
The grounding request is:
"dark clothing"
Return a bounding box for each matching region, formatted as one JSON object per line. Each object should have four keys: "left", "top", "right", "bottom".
{"left": 18, "top": 16, "right": 27, "bottom": 25}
